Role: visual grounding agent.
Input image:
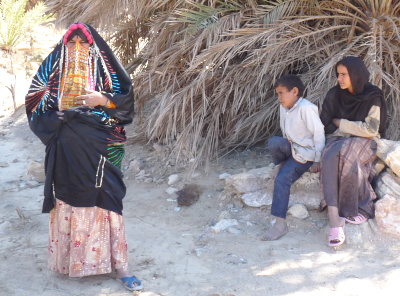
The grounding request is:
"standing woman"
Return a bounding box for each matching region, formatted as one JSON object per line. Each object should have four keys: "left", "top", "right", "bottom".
{"left": 320, "top": 56, "right": 387, "bottom": 247}
{"left": 25, "top": 23, "right": 142, "bottom": 291}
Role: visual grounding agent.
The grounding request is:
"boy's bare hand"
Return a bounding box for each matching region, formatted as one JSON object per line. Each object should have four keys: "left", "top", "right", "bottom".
{"left": 310, "top": 162, "right": 320, "bottom": 173}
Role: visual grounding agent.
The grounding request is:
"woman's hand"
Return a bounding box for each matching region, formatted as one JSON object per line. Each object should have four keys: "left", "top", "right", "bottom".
{"left": 76, "top": 89, "right": 108, "bottom": 107}
{"left": 56, "top": 111, "right": 64, "bottom": 120}
{"left": 310, "top": 162, "right": 321, "bottom": 173}
{"left": 332, "top": 118, "right": 341, "bottom": 127}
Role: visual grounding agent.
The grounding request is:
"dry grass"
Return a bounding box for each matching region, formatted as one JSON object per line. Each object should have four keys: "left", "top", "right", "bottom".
{"left": 46, "top": 0, "right": 400, "bottom": 169}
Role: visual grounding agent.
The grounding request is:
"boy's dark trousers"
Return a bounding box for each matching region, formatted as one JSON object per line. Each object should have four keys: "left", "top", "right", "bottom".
{"left": 268, "top": 136, "right": 313, "bottom": 218}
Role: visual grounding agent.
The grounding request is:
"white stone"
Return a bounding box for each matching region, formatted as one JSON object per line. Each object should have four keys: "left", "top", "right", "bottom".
{"left": 225, "top": 166, "right": 276, "bottom": 193}
{"left": 26, "top": 180, "right": 39, "bottom": 187}
{"left": 166, "top": 187, "right": 179, "bottom": 195}
{"left": 375, "top": 194, "right": 400, "bottom": 238}
{"left": 137, "top": 170, "right": 146, "bottom": 176}
{"left": 168, "top": 174, "right": 180, "bottom": 185}
{"left": 374, "top": 171, "right": 400, "bottom": 238}
{"left": 211, "top": 219, "right": 239, "bottom": 233}
{"left": 219, "top": 173, "right": 231, "bottom": 180}
{"left": 191, "top": 172, "right": 202, "bottom": 178}
{"left": 375, "top": 170, "right": 400, "bottom": 199}
{"left": 376, "top": 139, "right": 400, "bottom": 177}
{"left": 287, "top": 204, "right": 309, "bottom": 219}
{"left": 241, "top": 190, "right": 272, "bottom": 207}
{"left": 127, "top": 159, "right": 144, "bottom": 172}
{"left": 227, "top": 165, "right": 322, "bottom": 210}
{"left": 227, "top": 227, "right": 243, "bottom": 235}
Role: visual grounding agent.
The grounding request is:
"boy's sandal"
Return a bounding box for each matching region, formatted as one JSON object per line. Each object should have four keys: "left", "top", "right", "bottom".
{"left": 329, "top": 225, "right": 345, "bottom": 247}
{"left": 116, "top": 275, "right": 143, "bottom": 291}
{"left": 344, "top": 213, "right": 367, "bottom": 225}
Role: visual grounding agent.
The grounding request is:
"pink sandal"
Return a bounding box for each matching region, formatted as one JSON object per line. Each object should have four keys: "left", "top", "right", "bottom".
{"left": 329, "top": 224, "right": 345, "bottom": 247}
{"left": 344, "top": 213, "right": 367, "bottom": 225}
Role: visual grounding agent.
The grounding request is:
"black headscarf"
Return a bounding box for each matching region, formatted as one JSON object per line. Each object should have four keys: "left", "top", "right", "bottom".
{"left": 320, "top": 56, "right": 387, "bottom": 137}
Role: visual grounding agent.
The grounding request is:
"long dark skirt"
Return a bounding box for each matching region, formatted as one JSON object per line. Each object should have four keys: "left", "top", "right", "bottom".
{"left": 321, "top": 136, "right": 377, "bottom": 219}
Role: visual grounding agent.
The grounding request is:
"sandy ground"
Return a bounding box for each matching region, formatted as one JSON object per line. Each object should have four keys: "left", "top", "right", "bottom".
{"left": 1, "top": 105, "right": 400, "bottom": 296}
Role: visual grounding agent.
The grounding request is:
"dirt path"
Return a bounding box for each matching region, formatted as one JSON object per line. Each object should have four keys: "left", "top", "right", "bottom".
{"left": 0, "top": 108, "right": 400, "bottom": 296}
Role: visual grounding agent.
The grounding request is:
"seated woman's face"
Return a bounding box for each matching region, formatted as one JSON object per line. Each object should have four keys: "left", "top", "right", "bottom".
{"left": 337, "top": 64, "right": 354, "bottom": 93}
{"left": 67, "top": 35, "right": 90, "bottom": 50}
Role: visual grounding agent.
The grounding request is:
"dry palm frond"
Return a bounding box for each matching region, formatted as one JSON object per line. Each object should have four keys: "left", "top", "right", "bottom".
{"left": 46, "top": 0, "right": 400, "bottom": 169}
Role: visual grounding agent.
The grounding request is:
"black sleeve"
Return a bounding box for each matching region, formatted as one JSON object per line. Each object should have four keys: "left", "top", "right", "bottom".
{"left": 320, "top": 87, "right": 338, "bottom": 134}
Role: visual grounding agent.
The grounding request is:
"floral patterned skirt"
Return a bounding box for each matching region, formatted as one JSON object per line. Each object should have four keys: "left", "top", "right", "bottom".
{"left": 48, "top": 199, "right": 129, "bottom": 277}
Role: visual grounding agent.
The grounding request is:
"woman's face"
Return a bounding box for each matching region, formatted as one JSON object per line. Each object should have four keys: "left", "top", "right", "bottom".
{"left": 66, "top": 35, "right": 90, "bottom": 49}
{"left": 337, "top": 64, "right": 354, "bottom": 94}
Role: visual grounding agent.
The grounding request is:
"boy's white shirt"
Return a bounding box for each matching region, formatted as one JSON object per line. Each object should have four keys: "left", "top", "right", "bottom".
{"left": 280, "top": 97, "right": 325, "bottom": 163}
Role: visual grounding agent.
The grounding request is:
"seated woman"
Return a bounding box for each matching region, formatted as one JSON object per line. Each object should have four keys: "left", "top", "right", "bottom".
{"left": 320, "top": 56, "right": 387, "bottom": 247}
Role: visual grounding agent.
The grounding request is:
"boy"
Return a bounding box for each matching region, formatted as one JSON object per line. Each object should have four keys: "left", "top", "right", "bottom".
{"left": 262, "top": 74, "right": 325, "bottom": 241}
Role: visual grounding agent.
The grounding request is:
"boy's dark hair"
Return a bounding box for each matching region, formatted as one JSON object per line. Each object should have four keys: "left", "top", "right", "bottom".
{"left": 274, "top": 74, "right": 305, "bottom": 97}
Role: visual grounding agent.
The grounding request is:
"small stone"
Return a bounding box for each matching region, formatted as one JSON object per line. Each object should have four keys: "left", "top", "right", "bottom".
{"left": 174, "top": 206, "right": 181, "bottom": 212}
{"left": 26, "top": 180, "right": 39, "bottom": 187}
{"left": 166, "top": 187, "right": 179, "bottom": 195}
{"left": 0, "top": 162, "right": 9, "bottom": 167}
{"left": 227, "top": 227, "right": 243, "bottom": 235}
{"left": 219, "top": 173, "right": 231, "bottom": 180}
{"left": 211, "top": 219, "right": 239, "bottom": 233}
{"left": 240, "top": 258, "right": 248, "bottom": 264}
{"left": 137, "top": 170, "right": 146, "bottom": 176}
{"left": 144, "top": 178, "right": 153, "bottom": 183}
{"left": 195, "top": 248, "right": 207, "bottom": 257}
{"left": 127, "top": 159, "right": 144, "bottom": 173}
{"left": 287, "top": 204, "right": 309, "bottom": 219}
{"left": 191, "top": 172, "right": 202, "bottom": 178}
{"left": 168, "top": 174, "right": 180, "bottom": 185}
{"left": 269, "top": 250, "right": 277, "bottom": 256}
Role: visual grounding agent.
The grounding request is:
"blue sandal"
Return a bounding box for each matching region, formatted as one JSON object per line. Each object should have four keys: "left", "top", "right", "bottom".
{"left": 116, "top": 275, "right": 143, "bottom": 291}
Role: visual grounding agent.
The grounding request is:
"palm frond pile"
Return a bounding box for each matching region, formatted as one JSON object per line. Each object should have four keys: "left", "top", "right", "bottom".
{"left": 46, "top": 0, "right": 400, "bottom": 169}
